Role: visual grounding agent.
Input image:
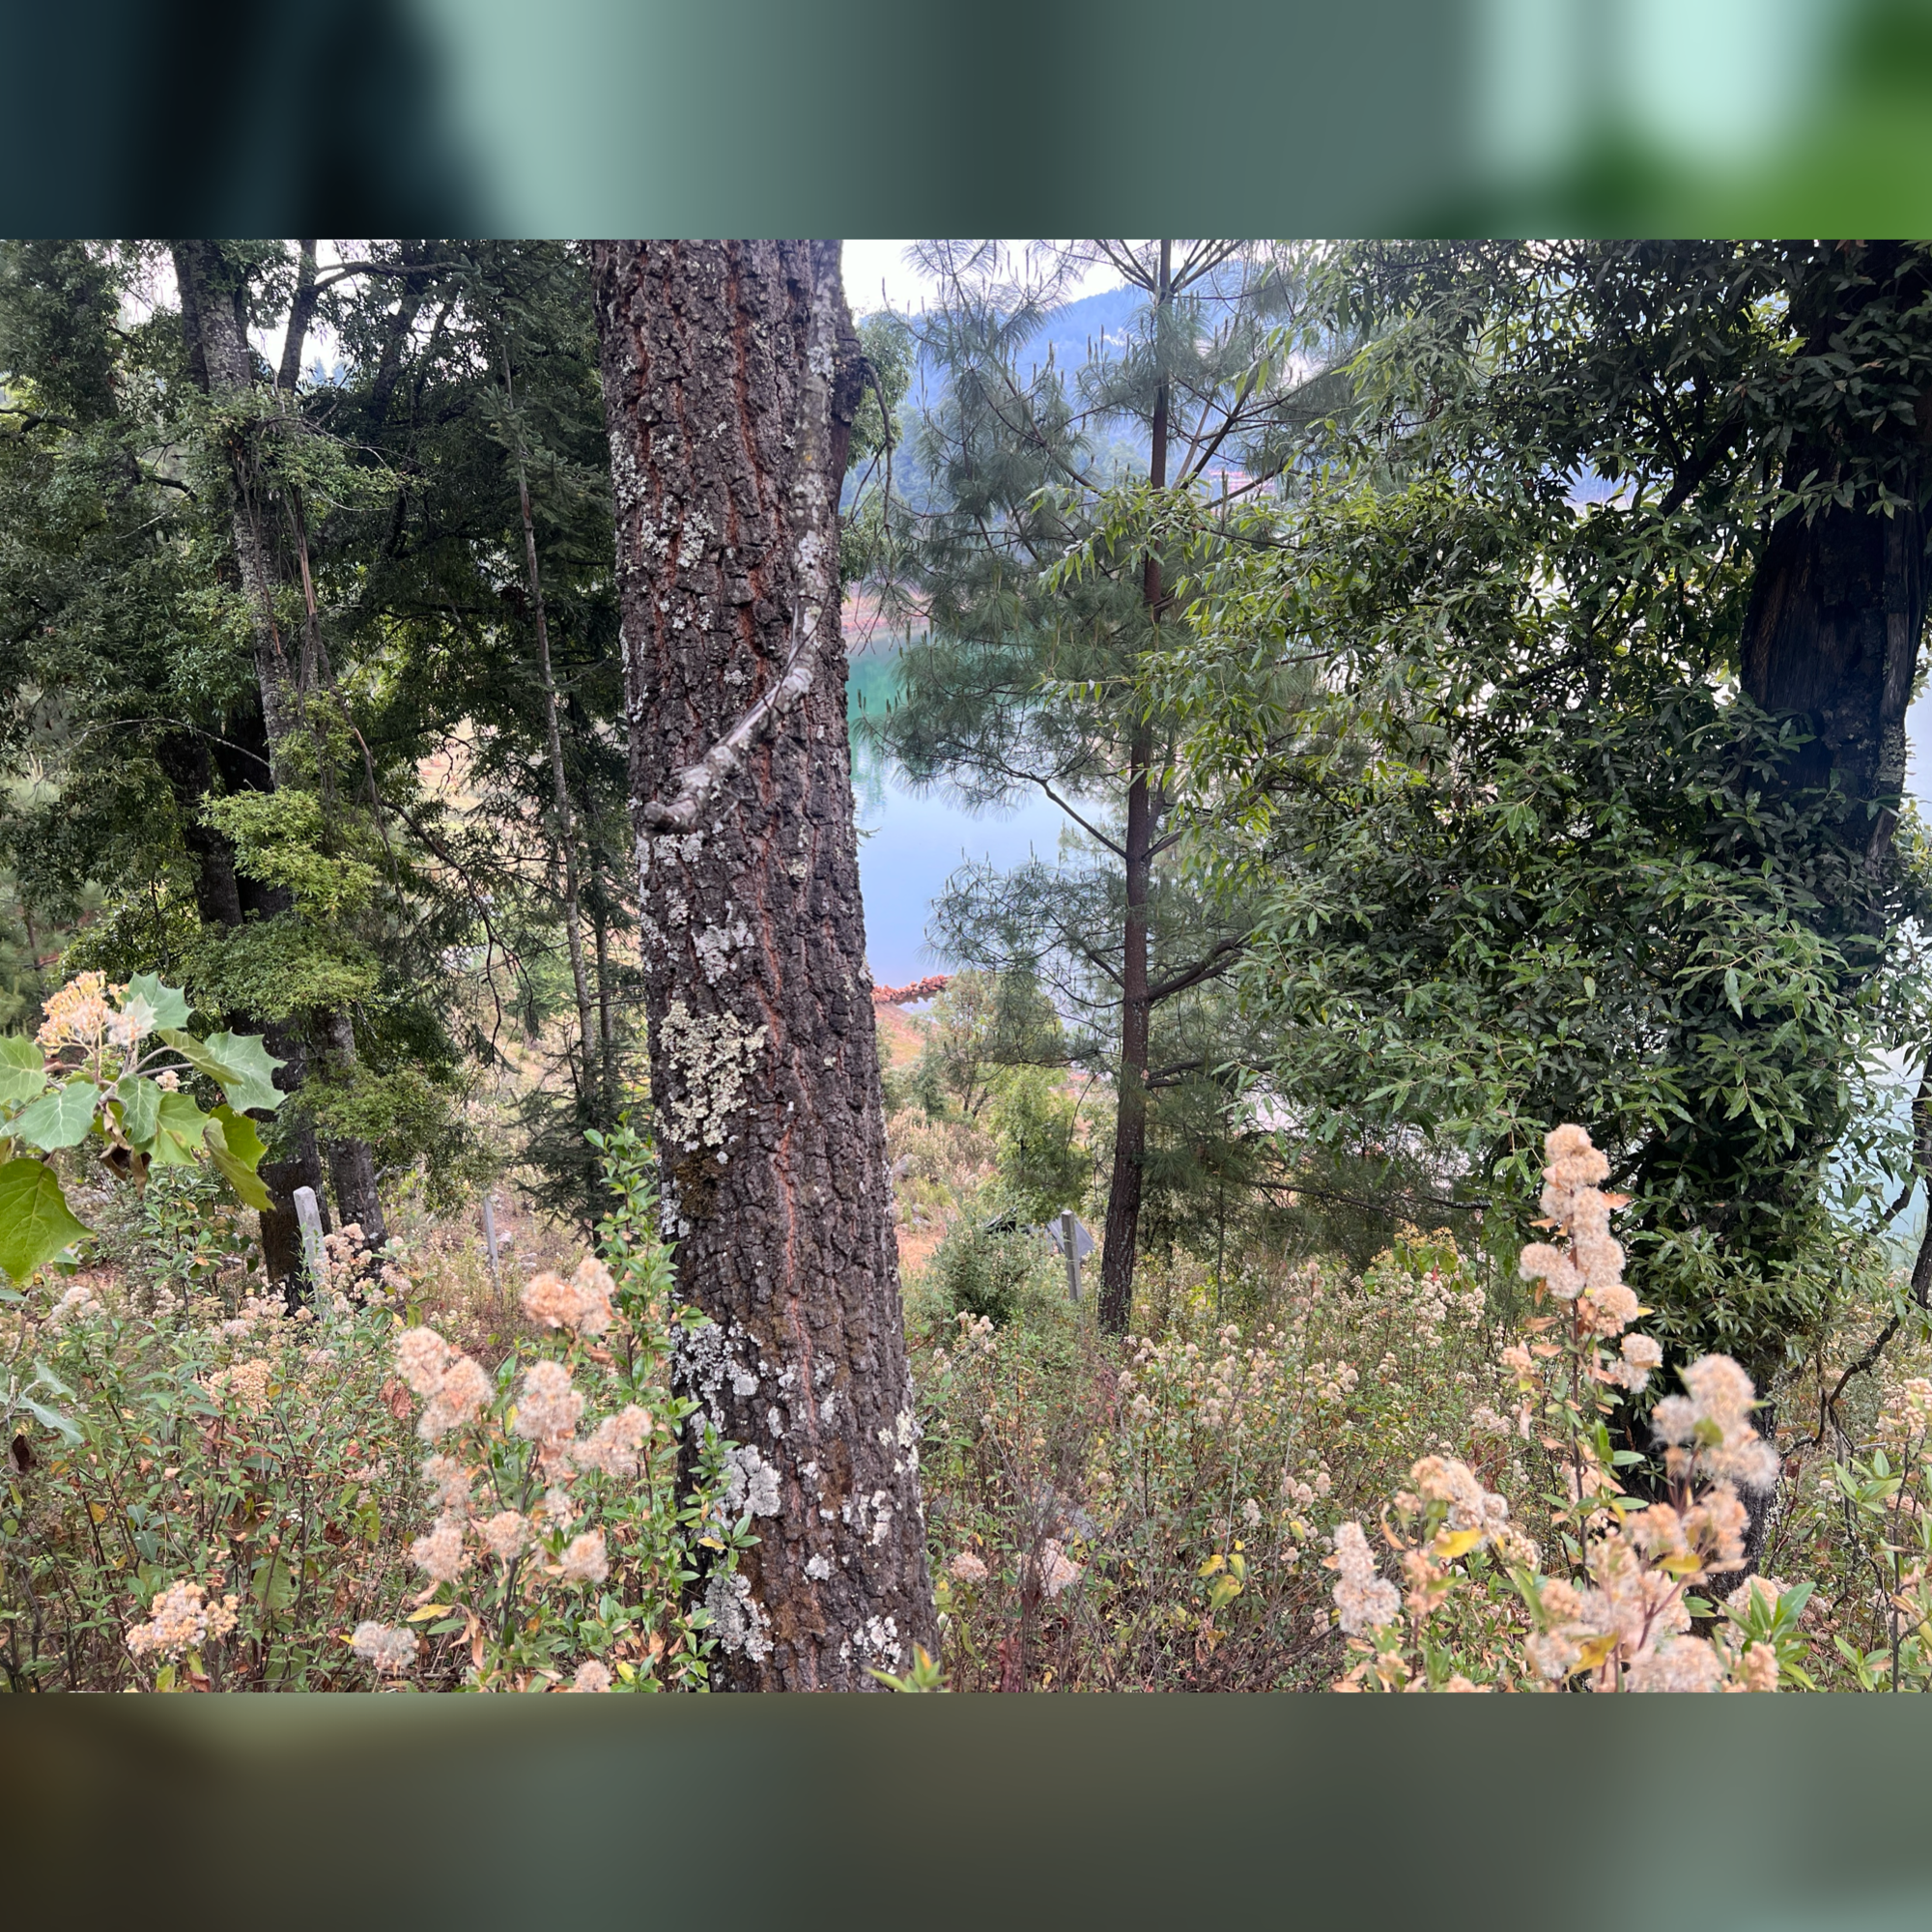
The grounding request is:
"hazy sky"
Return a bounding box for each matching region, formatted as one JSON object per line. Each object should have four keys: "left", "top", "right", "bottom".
{"left": 841, "top": 241, "right": 1124, "bottom": 315}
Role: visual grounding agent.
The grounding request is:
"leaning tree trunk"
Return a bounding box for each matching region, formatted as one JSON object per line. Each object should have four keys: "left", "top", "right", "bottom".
{"left": 171, "top": 240, "right": 387, "bottom": 1253}
{"left": 593, "top": 239, "right": 936, "bottom": 1690}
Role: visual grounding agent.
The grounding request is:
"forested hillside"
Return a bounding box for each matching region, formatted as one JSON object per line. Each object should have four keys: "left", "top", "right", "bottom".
{"left": 4, "top": 240, "right": 1932, "bottom": 1692}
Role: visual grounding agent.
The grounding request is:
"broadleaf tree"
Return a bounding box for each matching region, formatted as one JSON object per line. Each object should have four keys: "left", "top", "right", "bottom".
{"left": 1145, "top": 240, "right": 1932, "bottom": 1422}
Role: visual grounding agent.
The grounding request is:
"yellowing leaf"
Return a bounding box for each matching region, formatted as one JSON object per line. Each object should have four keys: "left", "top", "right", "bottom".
{"left": 1433, "top": 1528, "right": 1485, "bottom": 1559}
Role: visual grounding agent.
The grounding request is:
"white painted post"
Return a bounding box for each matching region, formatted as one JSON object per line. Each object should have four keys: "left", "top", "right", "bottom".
{"left": 481, "top": 1193, "right": 501, "bottom": 1291}
{"left": 1062, "top": 1208, "right": 1080, "bottom": 1304}
{"left": 292, "top": 1186, "right": 327, "bottom": 1295}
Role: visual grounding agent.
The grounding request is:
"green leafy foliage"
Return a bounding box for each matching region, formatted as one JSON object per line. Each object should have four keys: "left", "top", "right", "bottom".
{"left": 0, "top": 1158, "right": 85, "bottom": 1282}
{"left": 1137, "top": 241, "right": 1932, "bottom": 1376}
{"left": 0, "top": 975, "right": 275, "bottom": 1286}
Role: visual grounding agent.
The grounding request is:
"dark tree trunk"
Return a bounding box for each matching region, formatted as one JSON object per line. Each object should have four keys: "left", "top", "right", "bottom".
{"left": 1721, "top": 242, "right": 1932, "bottom": 1576}
{"left": 170, "top": 240, "right": 384, "bottom": 1262}
{"left": 1097, "top": 240, "right": 1173, "bottom": 1336}
{"left": 1098, "top": 742, "right": 1152, "bottom": 1335}
{"left": 1740, "top": 244, "right": 1932, "bottom": 875}
{"left": 1742, "top": 495, "right": 1926, "bottom": 867}
{"left": 593, "top": 239, "right": 937, "bottom": 1690}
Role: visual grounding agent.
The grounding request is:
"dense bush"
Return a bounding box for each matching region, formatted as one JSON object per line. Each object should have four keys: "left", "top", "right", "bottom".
{"left": 0, "top": 1122, "right": 746, "bottom": 1691}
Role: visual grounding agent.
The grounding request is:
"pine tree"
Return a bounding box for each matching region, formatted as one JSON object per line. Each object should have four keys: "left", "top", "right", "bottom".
{"left": 871, "top": 242, "right": 1345, "bottom": 1332}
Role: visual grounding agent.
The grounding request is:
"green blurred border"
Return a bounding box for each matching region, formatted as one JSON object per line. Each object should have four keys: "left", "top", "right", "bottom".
{"left": 3, "top": 1696, "right": 1925, "bottom": 1925}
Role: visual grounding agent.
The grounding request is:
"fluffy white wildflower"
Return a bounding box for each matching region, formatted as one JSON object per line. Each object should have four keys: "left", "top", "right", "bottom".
{"left": 520, "top": 1258, "right": 615, "bottom": 1337}
{"left": 421, "top": 1455, "right": 472, "bottom": 1516}
{"left": 570, "top": 1659, "right": 612, "bottom": 1692}
{"left": 1037, "top": 1539, "right": 1082, "bottom": 1599}
{"left": 417, "top": 1355, "right": 494, "bottom": 1440}
{"left": 948, "top": 1550, "right": 989, "bottom": 1585}
{"left": 1624, "top": 1635, "right": 1726, "bottom": 1693}
{"left": 571, "top": 1404, "right": 650, "bottom": 1479}
{"left": 1580, "top": 1278, "right": 1639, "bottom": 1337}
{"left": 1726, "top": 1574, "right": 1790, "bottom": 1618}
{"left": 203, "top": 1357, "right": 272, "bottom": 1416}
{"left": 559, "top": 1529, "right": 609, "bottom": 1586}
{"left": 479, "top": 1511, "right": 527, "bottom": 1562}
{"left": 1410, "top": 1456, "right": 1510, "bottom": 1541}
{"left": 1878, "top": 1378, "right": 1932, "bottom": 1455}
{"left": 43, "top": 1283, "right": 102, "bottom": 1330}
{"left": 1329, "top": 1520, "right": 1401, "bottom": 1634}
{"left": 514, "top": 1359, "right": 584, "bottom": 1444}
{"left": 1621, "top": 1333, "right": 1662, "bottom": 1373}
{"left": 394, "top": 1325, "right": 454, "bottom": 1398}
{"left": 409, "top": 1516, "right": 469, "bottom": 1585}
{"left": 351, "top": 1622, "right": 419, "bottom": 1675}
{"left": 1651, "top": 1354, "right": 1779, "bottom": 1492}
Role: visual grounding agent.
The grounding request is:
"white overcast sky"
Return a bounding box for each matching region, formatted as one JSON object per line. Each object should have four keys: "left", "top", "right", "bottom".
{"left": 134, "top": 242, "right": 1121, "bottom": 371}
{"left": 840, "top": 241, "right": 1125, "bottom": 315}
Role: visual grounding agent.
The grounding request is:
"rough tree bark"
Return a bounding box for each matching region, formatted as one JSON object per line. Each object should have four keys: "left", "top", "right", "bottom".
{"left": 171, "top": 240, "right": 387, "bottom": 1255}
{"left": 592, "top": 239, "right": 937, "bottom": 1689}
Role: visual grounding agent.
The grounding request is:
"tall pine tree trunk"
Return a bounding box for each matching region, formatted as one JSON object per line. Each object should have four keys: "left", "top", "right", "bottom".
{"left": 1098, "top": 240, "right": 1173, "bottom": 1335}
{"left": 593, "top": 239, "right": 936, "bottom": 1689}
{"left": 171, "top": 240, "right": 387, "bottom": 1254}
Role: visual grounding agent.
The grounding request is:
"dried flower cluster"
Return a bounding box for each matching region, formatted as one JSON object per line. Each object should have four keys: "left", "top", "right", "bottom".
{"left": 36, "top": 971, "right": 117, "bottom": 1055}
{"left": 1325, "top": 1126, "right": 1797, "bottom": 1692}
{"left": 520, "top": 1258, "right": 616, "bottom": 1336}
{"left": 1652, "top": 1354, "right": 1780, "bottom": 1493}
{"left": 126, "top": 1580, "right": 239, "bottom": 1662}
{"left": 396, "top": 1324, "right": 494, "bottom": 1439}
{"left": 351, "top": 1621, "right": 420, "bottom": 1675}
{"left": 1330, "top": 1521, "right": 1401, "bottom": 1635}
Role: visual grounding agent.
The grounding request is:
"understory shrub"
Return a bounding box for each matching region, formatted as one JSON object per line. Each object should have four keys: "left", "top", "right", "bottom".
{"left": 0, "top": 1122, "right": 746, "bottom": 1691}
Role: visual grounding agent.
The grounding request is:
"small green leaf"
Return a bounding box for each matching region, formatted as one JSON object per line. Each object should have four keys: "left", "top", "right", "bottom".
{"left": 0, "top": 1036, "right": 46, "bottom": 1108}
{"left": 124, "top": 974, "right": 191, "bottom": 1032}
{"left": 0, "top": 1157, "right": 87, "bottom": 1283}
{"left": 30, "top": 1357, "right": 74, "bottom": 1400}
{"left": 206, "top": 1115, "right": 271, "bottom": 1211}
{"left": 151, "top": 1090, "right": 209, "bottom": 1168}
{"left": 115, "top": 1075, "right": 162, "bottom": 1148}
{"left": 9, "top": 1081, "right": 100, "bottom": 1151}
{"left": 1722, "top": 965, "right": 1743, "bottom": 1017}
{"left": 211, "top": 1104, "right": 267, "bottom": 1170}
{"left": 250, "top": 1553, "right": 297, "bottom": 1610}
{"left": 18, "top": 1396, "right": 81, "bottom": 1443}
{"left": 199, "top": 1031, "right": 286, "bottom": 1114}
